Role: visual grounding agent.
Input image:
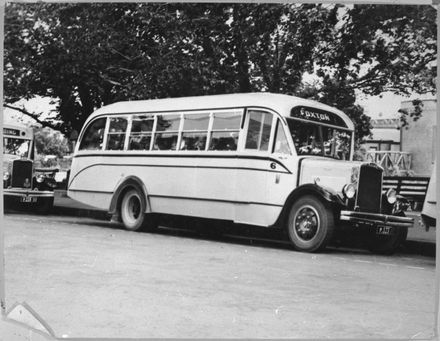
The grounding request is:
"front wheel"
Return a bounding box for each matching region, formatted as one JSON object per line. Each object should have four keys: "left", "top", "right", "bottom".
{"left": 286, "top": 195, "right": 335, "bottom": 252}
{"left": 120, "top": 188, "right": 157, "bottom": 232}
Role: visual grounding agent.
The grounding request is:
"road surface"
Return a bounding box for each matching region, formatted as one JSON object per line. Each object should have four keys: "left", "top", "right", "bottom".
{"left": 3, "top": 212, "right": 437, "bottom": 339}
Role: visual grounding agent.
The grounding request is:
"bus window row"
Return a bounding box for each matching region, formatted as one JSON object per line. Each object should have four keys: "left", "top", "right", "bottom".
{"left": 78, "top": 109, "right": 283, "bottom": 154}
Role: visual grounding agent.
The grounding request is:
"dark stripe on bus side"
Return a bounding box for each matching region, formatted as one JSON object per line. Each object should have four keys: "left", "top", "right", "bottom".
{"left": 149, "top": 194, "right": 283, "bottom": 207}
{"left": 68, "top": 189, "right": 284, "bottom": 208}
{"left": 72, "top": 153, "right": 291, "bottom": 172}
{"left": 68, "top": 189, "right": 113, "bottom": 194}
{"left": 68, "top": 161, "right": 291, "bottom": 188}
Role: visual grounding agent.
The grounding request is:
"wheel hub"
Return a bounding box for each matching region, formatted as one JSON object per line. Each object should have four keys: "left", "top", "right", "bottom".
{"left": 128, "top": 197, "right": 141, "bottom": 220}
{"left": 294, "top": 207, "right": 319, "bottom": 241}
{"left": 123, "top": 194, "right": 142, "bottom": 226}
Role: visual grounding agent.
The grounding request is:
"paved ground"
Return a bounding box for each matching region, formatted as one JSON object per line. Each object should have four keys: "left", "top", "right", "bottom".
{"left": 2, "top": 212, "right": 437, "bottom": 339}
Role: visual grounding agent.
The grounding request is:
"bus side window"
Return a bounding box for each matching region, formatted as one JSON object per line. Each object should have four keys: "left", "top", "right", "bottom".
{"left": 273, "top": 119, "right": 291, "bottom": 155}
{"left": 153, "top": 114, "right": 181, "bottom": 150}
{"left": 79, "top": 118, "right": 106, "bottom": 151}
{"left": 106, "top": 117, "right": 128, "bottom": 151}
{"left": 180, "top": 113, "right": 209, "bottom": 151}
{"left": 209, "top": 111, "right": 241, "bottom": 151}
{"left": 245, "top": 110, "right": 272, "bottom": 151}
{"left": 129, "top": 115, "right": 154, "bottom": 151}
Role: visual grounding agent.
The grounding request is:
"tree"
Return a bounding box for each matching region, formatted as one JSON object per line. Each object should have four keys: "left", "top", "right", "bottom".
{"left": 398, "top": 99, "right": 424, "bottom": 128}
{"left": 4, "top": 3, "right": 239, "bottom": 134}
{"left": 4, "top": 3, "right": 435, "bottom": 142}
{"left": 34, "top": 127, "right": 70, "bottom": 157}
{"left": 317, "top": 5, "right": 436, "bottom": 97}
{"left": 5, "top": 3, "right": 143, "bottom": 134}
{"left": 312, "top": 5, "right": 435, "bottom": 134}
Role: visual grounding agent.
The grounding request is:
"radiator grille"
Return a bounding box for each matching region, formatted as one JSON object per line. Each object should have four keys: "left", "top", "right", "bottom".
{"left": 11, "top": 159, "right": 33, "bottom": 188}
{"left": 356, "top": 164, "right": 382, "bottom": 213}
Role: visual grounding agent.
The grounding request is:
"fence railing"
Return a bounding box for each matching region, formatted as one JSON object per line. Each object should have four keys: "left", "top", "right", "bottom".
{"left": 383, "top": 176, "right": 430, "bottom": 210}
{"left": 365, "top": 151, "right": 412, "bottom": 176}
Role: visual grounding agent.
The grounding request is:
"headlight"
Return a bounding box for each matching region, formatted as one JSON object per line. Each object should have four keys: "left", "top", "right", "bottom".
{"left": 36, "top": 174, "right": 45, "bottom": 183}
{"left": 386, "top": 188, "right": 397, "bottom": 204}
{"left": 3, "top": 172, "right": 10, "bottom": 181}
{"left": 342, "top": 183, "right": 356, "bottom": 199}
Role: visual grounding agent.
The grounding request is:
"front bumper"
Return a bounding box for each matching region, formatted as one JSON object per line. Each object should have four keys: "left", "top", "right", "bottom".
{"left": 4, "top": 188, "right": 54, "bottom": 198}
{"left": 340, "top": 211, "right": 414, "bottom": 228}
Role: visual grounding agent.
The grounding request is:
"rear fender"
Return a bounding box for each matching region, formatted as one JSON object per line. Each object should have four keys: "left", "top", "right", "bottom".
{"left": 109, "top": 176, "right": 151, "bottom": 215}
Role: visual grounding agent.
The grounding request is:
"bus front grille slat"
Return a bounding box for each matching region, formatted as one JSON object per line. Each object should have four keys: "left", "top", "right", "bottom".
{"left": 11, "top": 160, "right": 33, "bottom": 188}
{"left": 356, "top": 164, "right": 382, "bottom": 213}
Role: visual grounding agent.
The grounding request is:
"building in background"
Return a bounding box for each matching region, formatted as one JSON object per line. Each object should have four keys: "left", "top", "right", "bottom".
{"left": 365, "top": 118, "right": 401, "bottom": 152}
{"left": 400, "top": 99, "right": 436, "bottom": 177}
{"left": 362, "top": 97, "right": 436, "bottom": 176}
{"left": 363, "top": 115, "right": 408, "bottom": 176}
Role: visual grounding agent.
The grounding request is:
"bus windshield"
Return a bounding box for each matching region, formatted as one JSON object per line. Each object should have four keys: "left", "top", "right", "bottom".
{"left": 286, "top": 118, "right": 352, "bottom": 160}
{"left": 3, "top": 137, "right": 31, "bottom": 157}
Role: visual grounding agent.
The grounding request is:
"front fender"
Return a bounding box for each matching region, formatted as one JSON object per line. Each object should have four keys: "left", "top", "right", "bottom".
{"left": 273, "top": 183, "right": 345, "bottom": 227}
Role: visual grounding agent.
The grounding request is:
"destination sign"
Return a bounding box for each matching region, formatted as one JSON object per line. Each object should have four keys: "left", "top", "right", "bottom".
{"left": 3, "top": 128, "right": 21, "bottom": 136}
{"left": 290, "top": 106, "right": 348, "bottom": 128}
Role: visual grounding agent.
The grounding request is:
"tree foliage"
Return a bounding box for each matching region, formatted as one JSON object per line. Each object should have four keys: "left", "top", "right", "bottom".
{"left": 4, "top": 3, "right": 436, "bottom": 141}
{"left": 317, "top": 5, "right": 436, "bottom": 96}
{"left": 34, "top": 127, "right": 70, "bottom": 157}
{"left": 398, "top": 99, "right": 424, "bottom": 128}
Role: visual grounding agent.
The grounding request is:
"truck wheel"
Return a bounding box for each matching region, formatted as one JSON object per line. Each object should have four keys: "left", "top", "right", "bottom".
{"left": 367, "top": 227, "right": 408, "bottom": 255}
{"left": 120, "top": 188, "right": 157, "bottom": 232}
{"left": 286, "top": 195, "right": 335, "bottom": 252}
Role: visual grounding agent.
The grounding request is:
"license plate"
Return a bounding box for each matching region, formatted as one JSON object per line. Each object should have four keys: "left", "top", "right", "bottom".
{"left": 376, "top": 225, "right": 392, "bottom": 235}
{"left": 20, "top": 196, "right": 37, "bottom": 203}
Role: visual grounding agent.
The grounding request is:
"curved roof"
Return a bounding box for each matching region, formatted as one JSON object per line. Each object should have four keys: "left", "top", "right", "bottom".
{"left": 3, "top": 122, "right": 32, "bottom": 131}
{"left": 3, "top": 123, "right": 33, "bottom": 139}
{"left": 88, "top": 92, "right": 354, "bottom": 130}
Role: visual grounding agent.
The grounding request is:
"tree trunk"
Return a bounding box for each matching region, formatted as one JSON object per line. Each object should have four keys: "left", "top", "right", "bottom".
{"left": 232, "top": 5, "right": 252, "bottom": 93}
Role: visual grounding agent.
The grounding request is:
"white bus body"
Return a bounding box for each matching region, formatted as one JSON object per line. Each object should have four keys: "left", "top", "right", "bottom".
{"left": 69, "top": 93, "right": 413, "bottom": 253}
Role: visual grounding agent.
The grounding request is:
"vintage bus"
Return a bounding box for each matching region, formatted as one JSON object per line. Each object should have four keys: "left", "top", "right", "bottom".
{"left": 68, "top": 93, "right": 413, "bottom": 253}
{"left": 3, "top": 123, "right": 56, "bottom": 213}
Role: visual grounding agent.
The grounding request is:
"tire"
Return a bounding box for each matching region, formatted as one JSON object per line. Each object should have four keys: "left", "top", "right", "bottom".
{"left": 286, "top": 195, "right": 335, "bottom": 252}
{"left": 367, "top": 226, "right": 408, "bottom": 255}
{"left": 120, "top": 188, "right": 157, "bottom": 232}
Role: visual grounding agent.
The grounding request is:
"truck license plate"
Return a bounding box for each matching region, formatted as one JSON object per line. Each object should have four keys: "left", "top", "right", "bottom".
{"left": 20, "top": 196, "right": 37, "bottom": 203}
{"left": 376, "top": 225, "right": 392, "bottom": 235}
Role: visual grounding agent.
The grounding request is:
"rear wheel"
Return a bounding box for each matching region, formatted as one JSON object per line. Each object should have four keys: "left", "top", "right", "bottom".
{"left": 120, "top": 188, "right": 157, "bottom": 232}
{"left": 286, "top": 195, "right": 335, "bottom": 252}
